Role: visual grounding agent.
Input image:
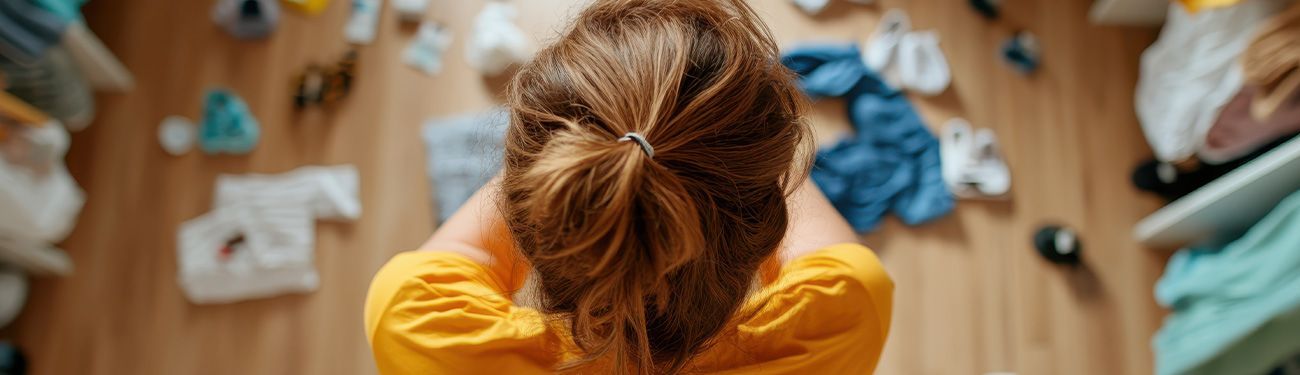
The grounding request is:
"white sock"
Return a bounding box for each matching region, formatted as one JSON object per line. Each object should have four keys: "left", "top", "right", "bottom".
{"left": 403, "top": 22, "right": 453, "bottom": 76}
{"left": 177, "top": 165, "right": 360, "bottom": 304}
{"left": 465, "top": 3, "right": 532, "bottom": 76}
{"left": 345, "top": 0, "right": 383, "bottom": 45}
{"left": 793, "top": 0, "right": 830, "bottom": 15}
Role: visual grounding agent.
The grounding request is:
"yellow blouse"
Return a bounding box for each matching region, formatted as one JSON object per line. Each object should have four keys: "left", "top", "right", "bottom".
{"left": 365, "top": 243, "right": 893, "bottom": 374}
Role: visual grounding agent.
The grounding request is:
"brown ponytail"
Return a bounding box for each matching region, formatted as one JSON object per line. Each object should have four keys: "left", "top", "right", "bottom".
{"left": 500, "top": 0, "right": 811, "bottom": 373}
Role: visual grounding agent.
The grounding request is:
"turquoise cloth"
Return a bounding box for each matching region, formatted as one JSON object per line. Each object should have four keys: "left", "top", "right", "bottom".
{"left": 32, "top": 0, "right": 85, "bottom": 22}
{"left": 1154, "top": 190, "right": 1300, "bottom": 375}
{"left": 199, "top": 89, "right": 260, "bottom": 155}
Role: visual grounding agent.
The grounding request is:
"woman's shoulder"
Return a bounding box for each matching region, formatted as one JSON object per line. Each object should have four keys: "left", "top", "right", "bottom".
{"left": 720, "top": 243, "right": 894, "bottom": 370}
{"left": 364, "top": 251, "right": 556, "bottom": 374}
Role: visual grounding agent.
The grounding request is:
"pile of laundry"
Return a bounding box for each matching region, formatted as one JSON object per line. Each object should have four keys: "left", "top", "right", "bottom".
{"left": 782, "top": 43, "right": 953, "bottom": 233}
{"left": 1132, "top": 0, "right": 1300, "bottom": 201}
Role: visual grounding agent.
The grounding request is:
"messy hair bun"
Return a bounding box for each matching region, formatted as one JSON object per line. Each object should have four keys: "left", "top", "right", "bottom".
{"left": 501, "top": 0, "right": 811, "bottom": 372}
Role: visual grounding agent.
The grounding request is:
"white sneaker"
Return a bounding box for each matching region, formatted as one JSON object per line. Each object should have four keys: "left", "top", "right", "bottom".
{"left": 863, "top": 8, "right": 911, "bottom": 87}
{"left": 965, "top": 128, "right": 1011, "bottom": 197}
{"left": 942, "top": 118, "right": 1011, "bottom": 198}
{"left": 897, "top": 31, "right": 951, "bottom": 96}
{"left": 941, "top": 118, "right": 977, "bottom": 197}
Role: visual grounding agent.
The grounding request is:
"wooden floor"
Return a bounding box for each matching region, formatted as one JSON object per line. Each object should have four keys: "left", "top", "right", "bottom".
{"left": 10, "top": 0, "right": 1165, "bottom": 374}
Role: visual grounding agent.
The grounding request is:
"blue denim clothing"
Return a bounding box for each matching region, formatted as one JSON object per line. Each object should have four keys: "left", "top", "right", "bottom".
{"left": 782, "top": 43, "right": 954, "bottom": 232}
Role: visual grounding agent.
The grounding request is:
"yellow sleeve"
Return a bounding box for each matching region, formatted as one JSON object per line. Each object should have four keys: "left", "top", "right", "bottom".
{"left": 718, "top": 243, "right": 894, "bottom": 374}
{"left": 364, "top": 251, "right": 557, "bottom": 374}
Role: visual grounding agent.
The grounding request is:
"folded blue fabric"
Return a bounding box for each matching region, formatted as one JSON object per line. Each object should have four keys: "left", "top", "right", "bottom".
{"left": 421, "top": 109, "right": 508, "bottom": 222}
{"left": 199, "top": 89, "right": 260, "bottom": 155}
{"left": 1154, "top": 190, "right": 1300, "bottom": 375}
{"left": 782, "top": 43, "right": 953, "bottom": 232}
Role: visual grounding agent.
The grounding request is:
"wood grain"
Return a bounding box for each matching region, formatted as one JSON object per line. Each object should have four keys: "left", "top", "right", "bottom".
{"left": 9, "top": 0, "right": 1164, "bottom": 374}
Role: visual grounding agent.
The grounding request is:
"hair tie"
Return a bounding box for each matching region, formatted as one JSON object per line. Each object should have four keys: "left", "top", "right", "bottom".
{"left": 619, "top": 132, "right": 655, "bottom": 159}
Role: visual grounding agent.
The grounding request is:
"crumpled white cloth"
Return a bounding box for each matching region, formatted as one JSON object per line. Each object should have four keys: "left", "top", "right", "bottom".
{"left": 177, "top": 165, "right": 360, "bottom": 304}
{"left": 465, "top": 2, "right": 532, "bottom": 76}
{"left": 0, "top": 121, "right": 83, "bottom": 244}
{"left": 1136, "top": 0, "right": 1288, "bottom": 162}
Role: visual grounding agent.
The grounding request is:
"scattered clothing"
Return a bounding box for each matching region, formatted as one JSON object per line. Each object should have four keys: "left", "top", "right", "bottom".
{"left": 199, "top": 89, "right": 260, "bottom": 155}
{"left": 1135, "top": 0, "right": 1288, "bottom": 163}
{"left": 782, "top": 43, "right": 954, "bottom": 232}
{"left": 0, "top": 121, "right": 82, "bottom": 244}
{"left": 211, "top": 0, "right": 280, "bottom": 40}
{"left": 403, "top": 22, "right": 453, "bottom": 76}
{"left": 0, "top": 0, "right": 68, "bottom": 63}
{"left": 465, "top": 3, "right": 531, "bottom": 76}
{"left": 177, "top": 165, "right": 361, "bottom": 304}
{"left": 0, "top": 47, "right": 94, "bottom": 130}
{"left": 366, "top": 244, "right": 893, "bottom": 374}
{"left": 421, "top": 109, "right": 507, "bottom": 222}
{"left": 31, "top": 0, "right": 85, "bottom": 22}
{"left": 863, "top": 9, "right": 950, "bottom": 96}
{"left": 1154, "top": 190, "right": 1300, "bottom": 375}
{"left": 392, "top": 0, "right": 428, "bottom": 22}
{"left": 1240, "top": 0, "right": 1300, "bottom": 122}
{"left": 344, "top": 0, "right": 381, "bottom": 45}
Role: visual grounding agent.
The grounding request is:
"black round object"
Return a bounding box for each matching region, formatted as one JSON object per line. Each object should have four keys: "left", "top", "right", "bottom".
{"left": 0, "top": 342, "right": 27, "bottom": 375}
{"left": 1034, "top": 225, "right": 1082, "bottom": 265}
{"left": 969, "top": 0, "right": 1000, "bottom": 19}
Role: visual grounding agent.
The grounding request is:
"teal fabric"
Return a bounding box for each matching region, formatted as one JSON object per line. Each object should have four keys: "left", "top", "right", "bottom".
{"left": 199, "top": 89, "right": 260, "bottom": 155}
{"left": 1154, "top": 190, "right": 1300, "bottom": 375}
{"left": 32, "top": 0, "right": 85, "bottom": 22}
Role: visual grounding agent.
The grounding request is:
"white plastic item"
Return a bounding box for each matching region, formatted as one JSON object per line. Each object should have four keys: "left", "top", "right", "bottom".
{"left": 158, "top": 116, "right": 196, "bottom": 156}
{"left": 1135, "top": 0, "right": 1288, "bottom": 162}
{"left": 403, "top": 22, "right": 454, "bottom": 76}
{"left": 345, "top": 0, "right": 384, "bottom": 45}
{"left": 896, "top": 30, "right": 951, "bottom": 96}
{"left": 62, "top": 23, "right": 135, "bottom": 92}
{"left": 466, "top": 3, "right": 533, "bottom": 76}
{"left": 393, "top": 0, "right": 429, "bottom": 22}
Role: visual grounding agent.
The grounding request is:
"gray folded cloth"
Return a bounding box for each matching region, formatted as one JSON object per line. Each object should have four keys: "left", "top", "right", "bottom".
{"left": 0, "top": 0, "right": 68, "bottom": 63}
{"left": 421, "top": 109, "right": 508, "bottom": 222}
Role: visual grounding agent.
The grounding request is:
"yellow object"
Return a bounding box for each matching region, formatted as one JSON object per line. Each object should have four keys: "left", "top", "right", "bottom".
{"left": 0, "top": 91, "right": 49, "bottom": 126}
{"left": 365, "top": 243, "right": 894, "bottom": 374}
{"left": 281, "top": 0, "right": 329, "bottom": 15}
{"left": 1179, "top": 0, "right": 1246, "bottom": 13}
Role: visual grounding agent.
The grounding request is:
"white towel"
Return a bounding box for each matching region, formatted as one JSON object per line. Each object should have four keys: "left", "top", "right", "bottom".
{"left": 177, "top": 165, "right": 360, "bottom": 304}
